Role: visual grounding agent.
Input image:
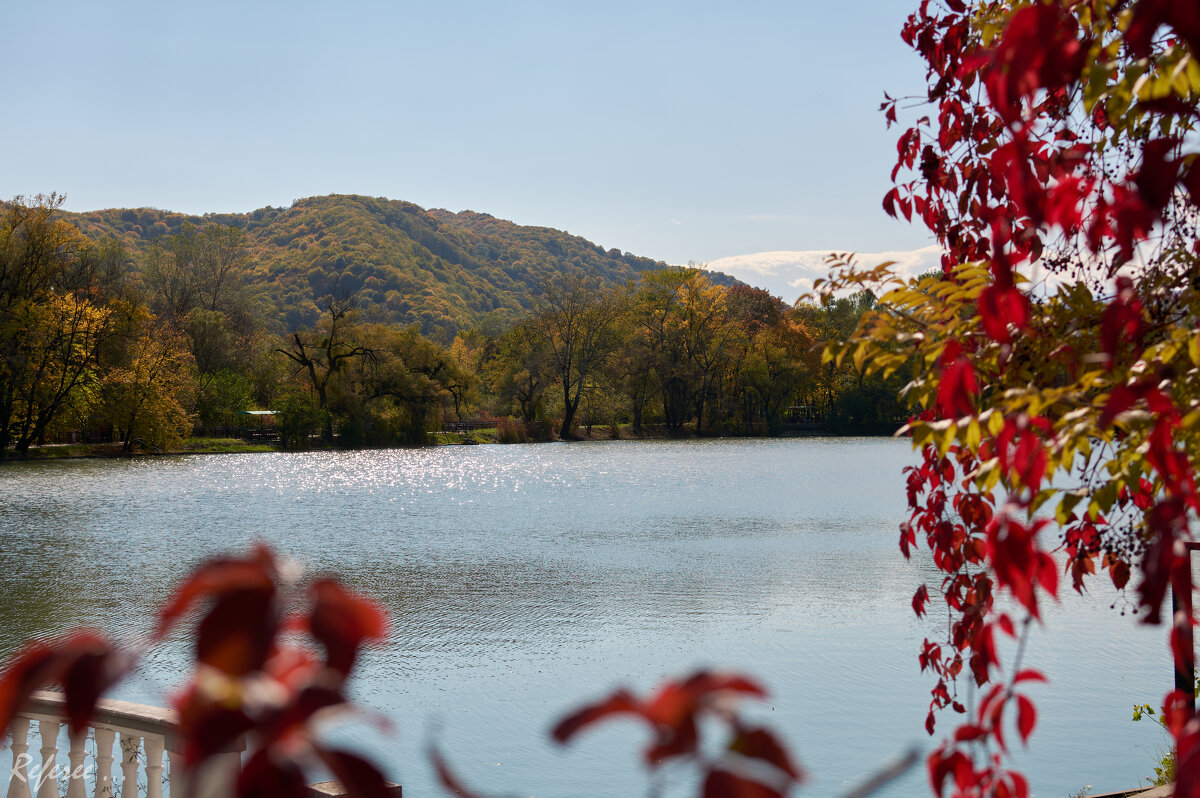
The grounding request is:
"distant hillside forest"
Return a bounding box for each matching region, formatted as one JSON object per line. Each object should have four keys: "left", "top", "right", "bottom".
{"left": 0, "top": 194, "right": 908, "bottom": 457}
{"left": 62, "top": 193, "right": 739, "bottom": 342}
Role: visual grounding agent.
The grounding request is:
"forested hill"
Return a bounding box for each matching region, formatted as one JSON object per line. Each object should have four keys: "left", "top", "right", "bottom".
{"left": 61, "top": 194, "right": 737, "bottom": 340}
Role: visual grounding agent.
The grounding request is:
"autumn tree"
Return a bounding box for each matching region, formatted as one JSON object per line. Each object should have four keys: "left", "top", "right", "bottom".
{"left": 143, "top": 224, "right": 263, "bottom": 424}
{"left": 278, "top": 299, "right": 374, "bottom": 442}
{"left": 740, "top": 314, "right": 816, "bottom": 436}
{"left": 346, "top": 323, "right": 470, "bottom": 446}
{"left": 526, "top": 274, "right": 628, "bottom": 439}
{"left": 0, "top": 196, "right": 129, "bottom": 458}
{"left": 481, "top": 321, "right": 552, "bottom": 425}
{"left": 142, "top": 224, "right": 253, "bottom": 325}
{"left": 629, "top": 268, "right": 735, "bottom": 435}
{"left": 102, "top": 311, "right": 197, "bottom": 451}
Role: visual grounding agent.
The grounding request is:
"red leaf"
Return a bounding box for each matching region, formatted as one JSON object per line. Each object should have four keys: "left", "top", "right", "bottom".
{"left": 997, "top": 614, "right": 1015, "bottom": 638}
{"left": 884, "top": 187, "right": 901, "bottom": 219}
{"left": 317, "top": 749, "right": 393, "bottom": 798}
{"left": 675, "top": 671, "right": 767, "bottom": 703}
{"left": 1016, "top": 695, "right": 1036, "bottom": 743}
{"left": 986, "top": 515, "right": 1053, "bottom": 617}
{"left": 1172, "top": 623, "right": 1194, "bottom": 681}
{"left": 1099, "top": 383, "right": 1141, "bottom": 428}
{"left": 927, "top": 748, "right": 973, "bottom": 798}
{"left": 1037, "top": 551, "right": 1059, "bottom": 598}
{"left": 954, "top": 723, "right": 987, "bottom": 742}
{"left": 728, "top": 727, "right": 804, "bottom": 782}
{"left": 1138, "top": 501, "right": 1188, "bottom": 624}
{"left": 195, "top": 588, "right": 279, "bottom": 676}
{"left": 263, "top": 685, "right": 347, "bottom": 744}
{"left": 703, "top": 769, "right": 784, "bottom": 798}
{"left": 550, "top": 689, "right": 639, "bottom": 744}
{"left": 173, "top": 684, "right": 256, "bottom": 767}
{"left": 978, "top": 283, "right": 1029, "bottom": 343}
{"left": 938, "top": 342, "right": 978, "bottom": 418}
{"left": 1162, "top": 689, "right": 1191, "bottom": 738}
{"left": 900, "top": 521, "right": 918, "bottom": 559}
{"left": 235, "top": 748, "right": 308, "bottom": 798}
{"left": 554, "top": 670, "right": 767, "bottom": 768}
{"left": 1099, "top": 276, "right": 1144, "bottom": 369}
{"left": 0, "top": 631, "right": 126, "bottom": 740}
{"left": 0, "top": 642, "right": 58, "bottom": 738}
{"left": 306, "top": 579, "right": 389, "bottom": 679}
{"left": 913, "top": 585, "right": 931, "bottom": 618}
{"left": 156, "top": 545, "right": 277, "bottom": 639}
{"left": 58, "top": 633, "right": 127, "bottom": 736}
{"left": 1013, "top": 669, "right": 1047, "bottom": 685}
{"left": 977, "top": 4, "right": 1087, "bottom": 123}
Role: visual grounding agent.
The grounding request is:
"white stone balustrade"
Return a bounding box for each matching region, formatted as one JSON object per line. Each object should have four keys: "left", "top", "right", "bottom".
{"left": 3, "top": 692, "right": 399, "bottom": 798}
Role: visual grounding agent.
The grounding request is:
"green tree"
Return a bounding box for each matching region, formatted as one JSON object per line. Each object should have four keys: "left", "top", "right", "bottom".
{"left": 526, "top": 275, "right": 627, "bottom": 439}
{"left": 143, "top": 224, "right": 263, "bottom": 424}
{"left": 359, "top": 324, "right": 469, "bottom": 445}
{"left": 277, "top": 299, "right": 374, "bottom": 442}
{"left": 481, "top": 322, "right": 552, "bottom": 425}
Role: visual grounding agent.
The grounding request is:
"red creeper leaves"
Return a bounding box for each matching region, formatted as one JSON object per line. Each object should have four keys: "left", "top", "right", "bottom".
{"left": 156, "top": 544, "right": 279, "bottom": 677}
{"left": 1099, "top": 276, "right": 1144, "bottom": 370}
{"left": 913, "top": 584, "right": 931, "bottom": 618}
{"left": 552, "top": 670, "right": 767, "bottom": 764}
{"left": 937, "top": 342, "right": 978, "bottom": 418}
{"left": 306, "top": 578, "right": 389, "bottom": 680}
{"left": 552, "top": 670, "right": 801, "bottom": 796}
{"left": 985, "top": 515, "right": 1057, "bottom": 619}
{"left": 971, "top": 4, "right": 1088, "bottom": 125}
{"left": 978, "top": 282, "right": 1029, "bottom": 344}
{"left": 0, "top": 631, "right": 127, "bottom": 738}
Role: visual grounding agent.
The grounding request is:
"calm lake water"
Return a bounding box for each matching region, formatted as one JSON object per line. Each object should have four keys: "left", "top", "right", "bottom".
{"left": 0, "top": 438, "right": 1172, "bottom": 797}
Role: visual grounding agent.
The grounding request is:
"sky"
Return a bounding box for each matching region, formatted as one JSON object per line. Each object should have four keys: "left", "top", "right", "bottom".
{"left": 2, "top": 0, "right": 937, "bottom": 291}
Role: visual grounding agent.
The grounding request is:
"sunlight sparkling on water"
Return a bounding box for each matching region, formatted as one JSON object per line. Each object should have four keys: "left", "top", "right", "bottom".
{"left": 0, "top": 439, "right": 1171, "bottom": 797}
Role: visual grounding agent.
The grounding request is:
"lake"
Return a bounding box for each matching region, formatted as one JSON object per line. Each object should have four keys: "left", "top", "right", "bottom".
{"left": 0, "top": 438, "right": 1171, "bottom": 797}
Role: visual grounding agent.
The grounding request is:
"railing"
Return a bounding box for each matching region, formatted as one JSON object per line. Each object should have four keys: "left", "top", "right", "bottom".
{"left": 6, "top": 692, "right": 400, "bottom": 798}
{"left": 190, "top": 426, "right": 280, "bottom": 442}
{"left": 440, "top": 421, "right": 491, "bottom": 433}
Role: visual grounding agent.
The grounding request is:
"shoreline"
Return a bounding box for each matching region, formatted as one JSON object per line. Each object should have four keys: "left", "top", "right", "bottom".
{"left": 4, "top": 423, "right": 896, "bottom": 463}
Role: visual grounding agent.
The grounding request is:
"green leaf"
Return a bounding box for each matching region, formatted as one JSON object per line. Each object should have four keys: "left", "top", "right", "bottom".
{"left": 1056, "top": 492, "right": 1084, "bottom": 526}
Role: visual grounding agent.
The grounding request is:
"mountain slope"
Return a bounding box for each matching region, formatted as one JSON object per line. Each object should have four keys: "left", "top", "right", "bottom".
{"left": 63, "top": 194, "right": 737, "bottom": 339}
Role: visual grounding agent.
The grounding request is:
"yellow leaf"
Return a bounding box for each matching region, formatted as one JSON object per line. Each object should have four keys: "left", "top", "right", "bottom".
{"left": 987, "top": 410, "right": 1006, "bottom": 437}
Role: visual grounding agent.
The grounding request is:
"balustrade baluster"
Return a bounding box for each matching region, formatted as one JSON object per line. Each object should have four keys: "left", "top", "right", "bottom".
{"left": 118, "top": 735, "right": 139, "bottom": 798}
{"left": 9, "top": 717, "right": 33, "bottom": 798}
{"left": 93, "top": 728, "right": 114, "bottom": 798}
{"left": 10, "top": 692, "right": 367, "bottom": 798}
{"left": 36, "top": 720, "right": 60, "bottom": 798}
{"left": 143, "top": 736, "right": 164, "bottom": 798}
{"left": 166, "top": 751, "right": 186, "bottom": 798}
{"left": 66, "top": 733, "right": 87, "bottom": 798}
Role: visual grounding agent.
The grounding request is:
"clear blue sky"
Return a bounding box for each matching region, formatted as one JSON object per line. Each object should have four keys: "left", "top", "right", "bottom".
{"left": 2, "top": 0, "right": 933, "bottom": 266}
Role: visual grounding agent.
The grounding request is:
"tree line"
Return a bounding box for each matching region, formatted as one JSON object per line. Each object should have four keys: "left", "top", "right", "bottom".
{"left": 0, "top": 194, "right": 908, "bottom": 458}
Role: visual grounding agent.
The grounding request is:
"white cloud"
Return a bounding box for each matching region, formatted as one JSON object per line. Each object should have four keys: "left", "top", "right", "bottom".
{"left": 703, "top": 246, "right": 943, "bottom": 303}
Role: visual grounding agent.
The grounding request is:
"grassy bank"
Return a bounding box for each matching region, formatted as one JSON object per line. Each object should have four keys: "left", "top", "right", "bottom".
{"left": 11, "top": 438, "right": 277, "bottom": 461}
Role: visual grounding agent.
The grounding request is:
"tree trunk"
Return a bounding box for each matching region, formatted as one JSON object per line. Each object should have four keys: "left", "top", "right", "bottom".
{"left": 560, "top": 399, "right": 578, "bottom": 440}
